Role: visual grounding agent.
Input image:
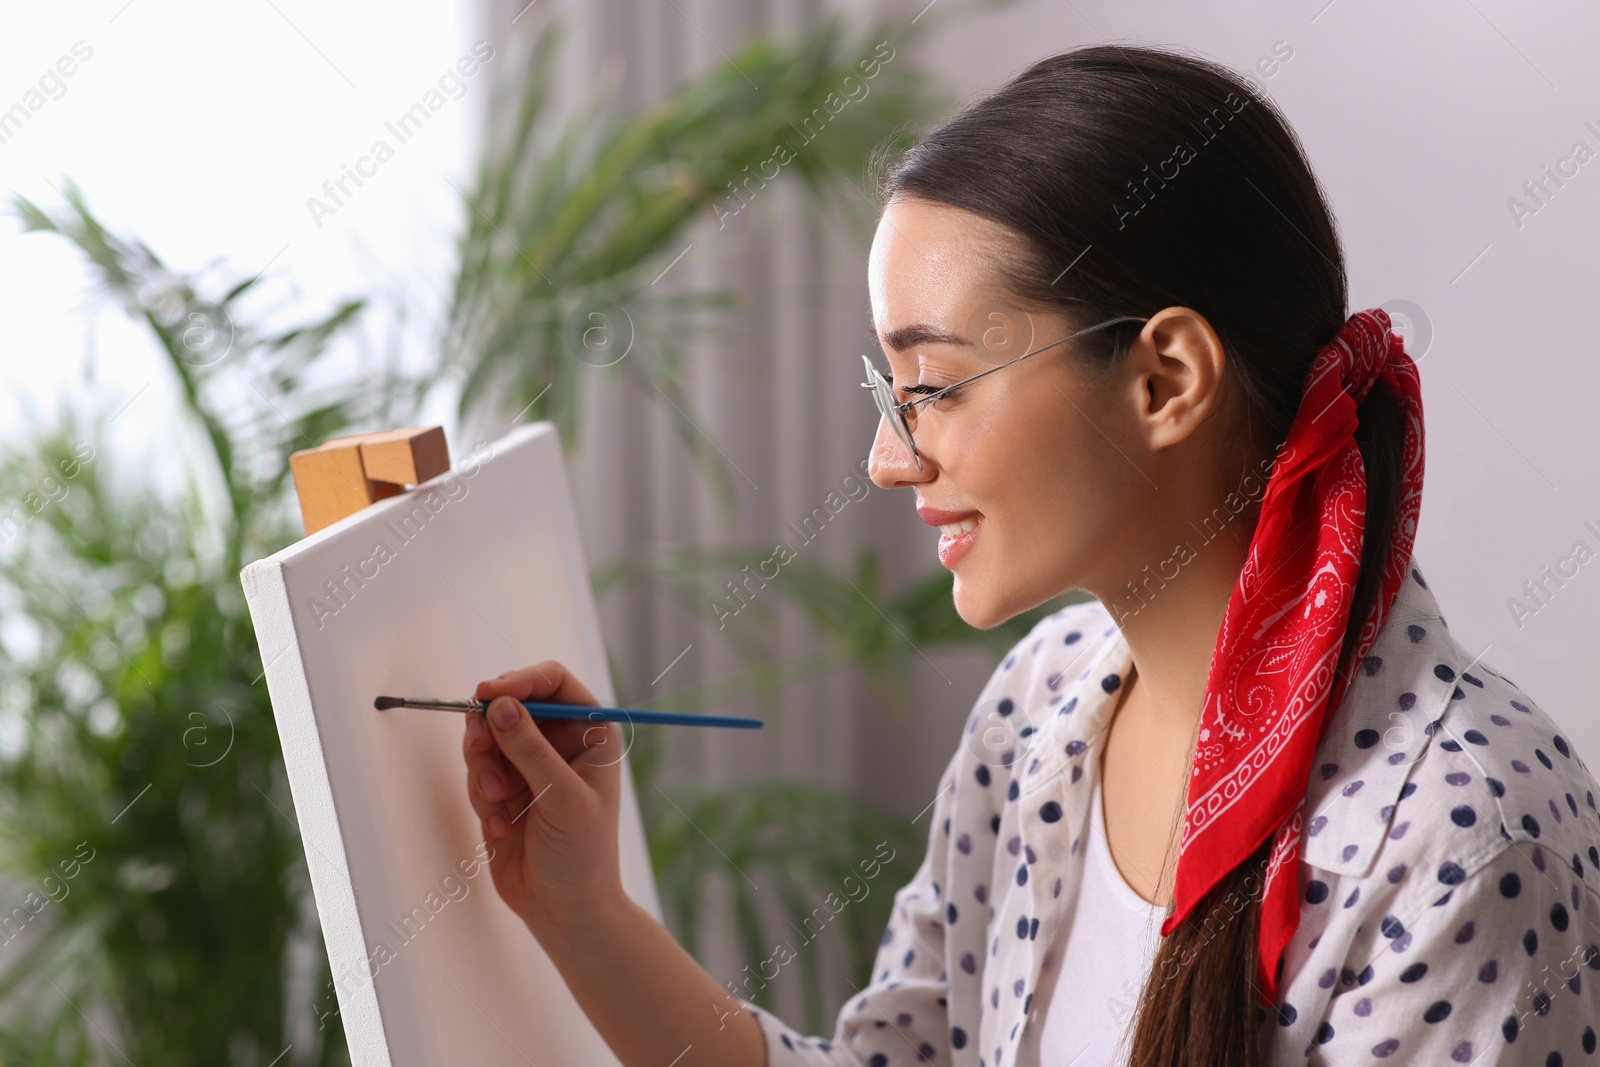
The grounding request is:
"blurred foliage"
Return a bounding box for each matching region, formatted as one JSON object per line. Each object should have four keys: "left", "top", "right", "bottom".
{"left": 641, "top": 778, "right": 923, "bottom": 1035}
{"left": 597, "top": 546, "right": 1091, "bottom": 722}
{"left": 0, "top": 2, "right": 1037, "bottom": 1060}
{"left": 0, "top": 180, "right": 401, "bottom": 1064}
{"left": 604, "top": 548, "right": 1087, "bottom": 1033}
{"left": 436, "top": 10, "right": 973, "bottom": 1036}
{"left": 0, "top": 421, "right": 315, "bottom": 1065}
{"left": 440, "top": 11, "right": 939, "bottom": 525}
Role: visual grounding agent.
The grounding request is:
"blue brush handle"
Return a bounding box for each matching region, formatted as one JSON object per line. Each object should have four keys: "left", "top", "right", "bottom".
{"left": 509, "top": 701, "right": 762, "bottom": 729}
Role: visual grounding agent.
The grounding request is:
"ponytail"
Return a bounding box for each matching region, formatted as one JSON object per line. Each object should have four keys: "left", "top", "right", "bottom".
{"left": 1123, "top": 381, "right": 1409, "bottom": 1065}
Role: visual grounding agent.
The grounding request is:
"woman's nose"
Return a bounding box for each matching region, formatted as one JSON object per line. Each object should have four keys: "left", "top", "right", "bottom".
{"left": 867, "top": 417, "right": 929, "bottom": 489}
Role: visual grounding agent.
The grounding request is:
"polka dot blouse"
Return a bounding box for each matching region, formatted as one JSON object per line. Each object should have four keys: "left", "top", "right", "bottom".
{"left": 740, "top": 562, "right": 1600, "bottom": 1065}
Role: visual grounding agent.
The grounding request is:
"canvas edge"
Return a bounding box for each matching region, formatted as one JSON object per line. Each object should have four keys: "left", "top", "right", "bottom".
{"left": 239, "top": 556, "right": 393, "bottom": 1067}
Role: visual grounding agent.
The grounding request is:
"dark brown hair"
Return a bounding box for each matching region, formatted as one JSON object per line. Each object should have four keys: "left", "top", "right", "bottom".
{"left": 874, "top": 44, "right": 1406, "bottom": 1065}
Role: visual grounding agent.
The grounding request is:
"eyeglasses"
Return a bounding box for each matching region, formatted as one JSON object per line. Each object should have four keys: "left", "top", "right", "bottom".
{"left": 860, "top": 315, "right": 1149, "bottom": 470}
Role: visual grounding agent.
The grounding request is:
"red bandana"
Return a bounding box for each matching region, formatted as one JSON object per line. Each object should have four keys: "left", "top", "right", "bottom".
{"left": 1159, "top": 307, "right": 1425, "bottom": 1004}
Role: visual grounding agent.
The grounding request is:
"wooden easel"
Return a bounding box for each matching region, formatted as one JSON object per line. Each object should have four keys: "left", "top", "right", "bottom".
{"left": 288, "top": 426, "right": 450, "bottom": 535}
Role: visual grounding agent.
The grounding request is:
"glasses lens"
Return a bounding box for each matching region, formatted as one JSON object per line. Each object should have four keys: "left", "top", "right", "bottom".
{"left": 862, "top": 358, "right": 919, "bottom": 463}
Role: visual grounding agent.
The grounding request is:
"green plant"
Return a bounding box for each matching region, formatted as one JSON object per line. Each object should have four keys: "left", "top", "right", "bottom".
{"left": 438, "top": 6, "right": 1074, "bottom": 1037}
{"left": 0, "top": 181, "right": 398, "bottom": 1065}
{"left": 0, "top": 6, "right": 1035, "bottom": 1059}
{"left": 598, "top": 545, "right": 1091, "bottom": 721}
{"left": 602, "top": 547, "right": 1089, "bottom": 1033}
{"left": 643, "top": 779, "right": 924, "bottom": 1035}
{"left": 432, "top": 13, "right": 974, "bottom": 1033}
{"left": 439, "top": 12, "right": 942, "bottom": 525}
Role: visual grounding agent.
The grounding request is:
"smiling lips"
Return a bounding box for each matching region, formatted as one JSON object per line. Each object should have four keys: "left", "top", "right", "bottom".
{"left": 918, "top": 505, "right": 984, "bottom": 568}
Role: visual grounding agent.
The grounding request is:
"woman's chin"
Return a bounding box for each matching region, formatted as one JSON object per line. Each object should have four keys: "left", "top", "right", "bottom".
{"left": 955, "top": 570, "right": 1071, "bottom": 632}
{"left": 951, "top": 580, "right": 1006, "bottom": 631}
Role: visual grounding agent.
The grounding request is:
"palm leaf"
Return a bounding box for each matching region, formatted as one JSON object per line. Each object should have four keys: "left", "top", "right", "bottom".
{"left": 0, "top": 185, "right": 382, "bottom": 1062}
{"left": 597, "top": 544, "right": 1093, "bottom": 719}
{"left": 439, "top": 11, "right": 947, "bottom": 528}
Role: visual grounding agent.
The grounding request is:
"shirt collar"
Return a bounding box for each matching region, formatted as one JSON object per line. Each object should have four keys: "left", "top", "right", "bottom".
{"left": 1298, "top": 562, "right": 1461, "bottom": 876}
{"left": 1024, "top": 561, "right": 1458, "bottom": 880}
{"left": 1018, "top": 612, "right": 1133, "bottom": 804}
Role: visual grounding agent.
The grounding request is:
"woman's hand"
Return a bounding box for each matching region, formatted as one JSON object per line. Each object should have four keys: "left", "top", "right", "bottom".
{"left": 462, "top": 660, "right": 624, "bottom": 939}
{"left": 462, "top": 664, "right": 769, "bottom": 1067}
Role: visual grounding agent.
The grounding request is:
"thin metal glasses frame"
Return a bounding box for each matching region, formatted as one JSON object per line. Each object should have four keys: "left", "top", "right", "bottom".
{"left": 860, "top": 315, "right": 1149, "bottom": 470}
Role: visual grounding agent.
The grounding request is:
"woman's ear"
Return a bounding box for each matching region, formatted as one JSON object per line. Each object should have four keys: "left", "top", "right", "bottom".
{"left": 1123, "top": 307, "right": 1229, "bottom": 452}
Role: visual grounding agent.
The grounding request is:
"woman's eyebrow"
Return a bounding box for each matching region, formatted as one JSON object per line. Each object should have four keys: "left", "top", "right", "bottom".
{"left": 869, "top": 321, "right": 972, "bottom": 352}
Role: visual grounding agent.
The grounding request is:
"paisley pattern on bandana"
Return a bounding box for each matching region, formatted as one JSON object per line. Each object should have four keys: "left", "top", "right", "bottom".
{"left": 1164, "top": 307, "right": 1427, "bottom": 1002}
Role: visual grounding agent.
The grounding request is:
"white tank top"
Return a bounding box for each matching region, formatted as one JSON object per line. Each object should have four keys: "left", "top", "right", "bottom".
{"left": 1036, "top": 780, "right": 1165, "bottom": 1067}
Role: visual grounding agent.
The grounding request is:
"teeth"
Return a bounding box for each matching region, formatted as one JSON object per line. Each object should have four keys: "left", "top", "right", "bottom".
{"left": 938, "top": 518, "right": 981, "bottom": 537}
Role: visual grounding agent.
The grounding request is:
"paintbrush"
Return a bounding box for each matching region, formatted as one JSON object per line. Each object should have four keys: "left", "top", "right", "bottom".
{"left": 374, "top": 695, "right": 762, "bottom": 729}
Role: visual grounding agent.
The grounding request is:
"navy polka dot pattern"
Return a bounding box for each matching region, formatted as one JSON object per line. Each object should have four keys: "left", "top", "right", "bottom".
{"left": 740, "top": 564, "right": 1600, "bottom": 1066}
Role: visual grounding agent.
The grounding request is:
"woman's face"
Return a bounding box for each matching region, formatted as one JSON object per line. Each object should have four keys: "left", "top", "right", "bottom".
{"left": 865, "top": 196, "right": 1168, "bottom": 630}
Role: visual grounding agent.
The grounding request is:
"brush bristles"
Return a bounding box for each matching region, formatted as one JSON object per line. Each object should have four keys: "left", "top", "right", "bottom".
{"left": 373, "top": 696, "right": 404, "bottom": 711}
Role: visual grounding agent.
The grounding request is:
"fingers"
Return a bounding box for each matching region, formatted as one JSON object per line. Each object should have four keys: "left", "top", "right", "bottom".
{"left": 462, "top": 714, "right": 531, "bottom": 837}
{"left": 482, "top": 694, "right": 584, "bottom": 812}
{"left": 462, "top": 713, "right": 512, "bottom": 782}
{"left": 474, "top": 660, "right": 611, "bottom": 764}
{"left": 469, "top": 662, "right": 622, "bottom": 819}
{"left": 568, "top": 719, "right": 626, "bottom": 785}
{"left": 563, "top": 723, "right": 624, "bottom": 812}
{"left": 474, "top": 660, "right": 601, "bottom": 710}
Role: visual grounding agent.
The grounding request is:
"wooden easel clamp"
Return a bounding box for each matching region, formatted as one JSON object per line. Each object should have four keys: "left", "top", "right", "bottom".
{"left": 289, "top": 426, "right": 450, "bottom": 536}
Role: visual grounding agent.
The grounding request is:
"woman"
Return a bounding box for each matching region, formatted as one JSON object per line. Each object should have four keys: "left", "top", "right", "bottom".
{"left": 460, "top": 43, "right": 1600, "bottom": 1065}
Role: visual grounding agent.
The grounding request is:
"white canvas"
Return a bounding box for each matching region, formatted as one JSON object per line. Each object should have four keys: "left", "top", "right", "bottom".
{"left": 241, "top": 422, "right": 660, "bottom": 1066}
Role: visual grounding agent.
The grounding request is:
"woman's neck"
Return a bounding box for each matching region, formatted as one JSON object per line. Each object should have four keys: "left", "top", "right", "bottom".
{"left": 1096, "top": 517, "right": 1253, "bottom": 743}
